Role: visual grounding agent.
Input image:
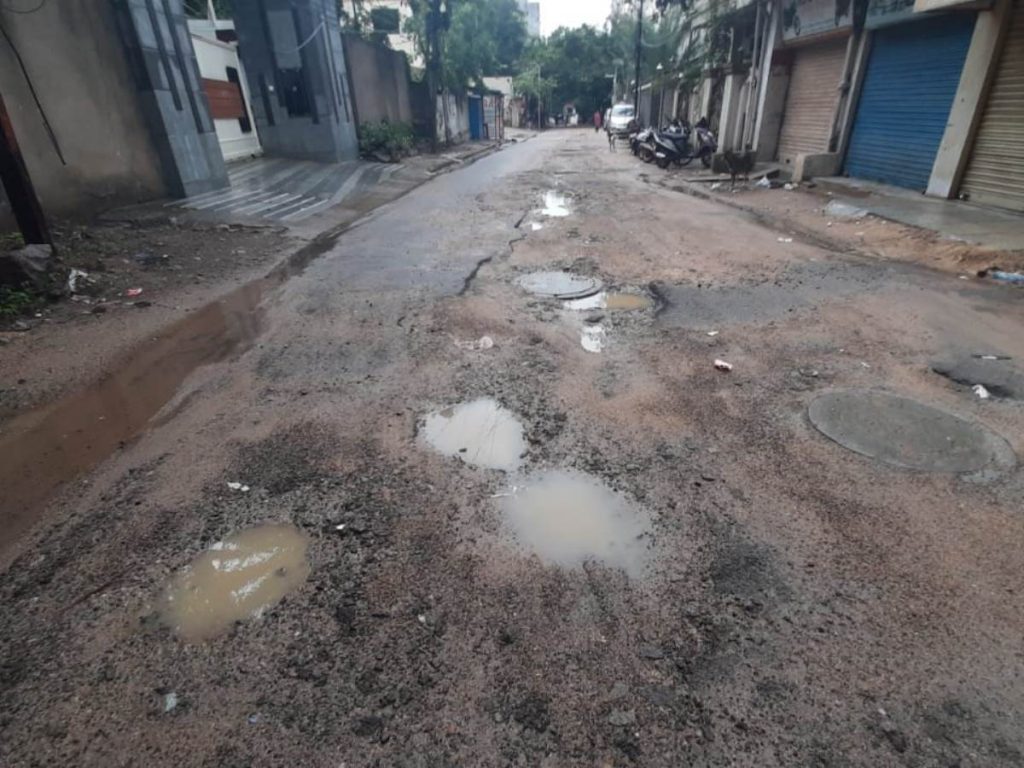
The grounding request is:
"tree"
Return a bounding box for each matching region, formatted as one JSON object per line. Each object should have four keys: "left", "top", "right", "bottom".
{"left": 406, "top": 0, "right": 527, "bottom": 91}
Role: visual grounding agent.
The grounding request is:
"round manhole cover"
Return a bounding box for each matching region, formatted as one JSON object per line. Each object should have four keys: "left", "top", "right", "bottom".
{"left": 808, "top": 390, "right": 1015, "bottom": 473}
{"left": 516, "top": 271, "right": 603, "bottom": 299}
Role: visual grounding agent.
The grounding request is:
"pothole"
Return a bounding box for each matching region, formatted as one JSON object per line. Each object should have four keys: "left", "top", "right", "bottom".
{"left": 159, "top": 523, "right": 311, "bottom": 642}
{"left": 498, "top": 471, "right": 653, "bottom": 577}
{"left": 808, "top": 390, "right": 1016, "bottom": 473}
{"left": 420, "top": 398, "right": 526, "bottom": 471}
{"left": 540, "top": 190, "right": 571, "bottom": 217}
{"left": 516, "top": 271, "right": 603, "bottom": 299}
{"left": 564, "top": 291, "right": 655, "bottom": 312}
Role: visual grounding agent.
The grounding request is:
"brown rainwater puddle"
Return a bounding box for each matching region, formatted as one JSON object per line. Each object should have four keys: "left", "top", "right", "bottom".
{"left": 159, "top": 523, "right": 310, "bottom": 642}
{"left": 564, "top": 292, "right": 654, "bottom": 311}
{"left": 499, "top": 471, "right": 653, "bottom": 576}
{"left": 0, "top": 280, "right": 267, "bottom": 557}
{"left": 420, "top": 398, "right": 526, "bottom": 471}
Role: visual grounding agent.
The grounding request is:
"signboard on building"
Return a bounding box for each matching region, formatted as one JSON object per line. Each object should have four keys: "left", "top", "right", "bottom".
{"left": 865, "top": 0, "right": 915, "bottom": 27}
{"left": 782, "top": 0, "right": 854, "bottom": 41}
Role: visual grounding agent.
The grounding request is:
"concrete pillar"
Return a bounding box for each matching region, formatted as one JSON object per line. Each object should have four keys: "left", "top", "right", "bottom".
{"left": 718, "top": 71, "right": 746, "bottom": 151}
{"left": 752, "top": 2, "right": 781, "bottom": 157}
{"left": 698, "top": 75, "right": 714, "bottom": 122}
{"left": 115, "top": 0, "right": 228, "bottom": 197}
{"left": 233, "top": 0, "right": 359, "bottom": 162}
{"left": 926, "top": 0, "right": 1012, "bottom": 199}
{"left": 835, "top": 30, "right": 871, "bottom": 162}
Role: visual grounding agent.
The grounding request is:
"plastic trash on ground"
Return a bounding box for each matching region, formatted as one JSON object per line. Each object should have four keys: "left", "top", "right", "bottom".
{"left": 973, "top": 384, "right": 991, "bottom": 400}
{"left": 714, "top": 359, "right": 733, "bottom": 372}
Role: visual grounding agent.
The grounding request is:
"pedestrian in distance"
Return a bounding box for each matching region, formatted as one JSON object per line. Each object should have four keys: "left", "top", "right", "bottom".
{"left": 593, "top": 110, "right": 602, "bottom": 133}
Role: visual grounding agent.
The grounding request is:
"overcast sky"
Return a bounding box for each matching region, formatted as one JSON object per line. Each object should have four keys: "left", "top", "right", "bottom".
{"left": 539, "top": 0, "right": 613, "bottom": 36}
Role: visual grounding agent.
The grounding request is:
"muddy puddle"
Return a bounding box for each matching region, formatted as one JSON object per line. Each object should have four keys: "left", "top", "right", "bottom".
{"left": 0, "top": 279, "right": 270, "bottom": 558}
{"left": 159, "top": 523, "right": 311, "bottom": 642}
{"left": 420, "top": 398, "right": 526, "bottom": 471}
{"left": 565, "top": 291, "right": 655, "bottom": 312}
{"left": 499, "top": 471, "right": 653, "bottom": 576}
{"left": 540, "top": 191, "right": 571, "bottom": 217}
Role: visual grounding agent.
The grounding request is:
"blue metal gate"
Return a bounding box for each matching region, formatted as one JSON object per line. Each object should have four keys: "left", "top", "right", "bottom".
{"left": 468, "top": 96, "right": 483, "bottom": 140}
{"left": 844, "top": 14, "right": 976, "bottom": 190}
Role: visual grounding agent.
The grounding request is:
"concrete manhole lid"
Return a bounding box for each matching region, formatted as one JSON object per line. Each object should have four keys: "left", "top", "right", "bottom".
{"left": 808, "top": 390, "right": 1016, "bottom": 473}
{"left": 516, "top": 271, "right": 603, "bottom": 299}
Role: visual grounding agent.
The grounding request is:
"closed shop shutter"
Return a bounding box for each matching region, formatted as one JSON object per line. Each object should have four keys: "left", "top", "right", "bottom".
{"left": 777, "top": 38, "right": 849, "bottom": 165}
{"left": 959, "top": 0, "right": 1024, "bottom": 211}
{"left": 845, "top": 14, "right": 975, "bottom": 190}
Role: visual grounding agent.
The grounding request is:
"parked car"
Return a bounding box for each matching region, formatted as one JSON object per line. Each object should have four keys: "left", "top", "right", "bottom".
{"left": 606, "top": 103, "right": 636, "bottom": 137}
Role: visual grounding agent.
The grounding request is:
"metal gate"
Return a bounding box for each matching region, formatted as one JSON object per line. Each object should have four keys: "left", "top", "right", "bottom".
{"left": 959, "top": 0, "right": 1024, "bottom": 211}
{"left": 845, "top": 14, "right": 975, "bottom": 190}
{"left": 777, "top": 38, "right": 849, "bottom": 165}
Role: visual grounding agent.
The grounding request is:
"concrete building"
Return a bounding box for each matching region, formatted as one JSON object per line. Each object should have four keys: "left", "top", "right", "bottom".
{"left": 518, "top": 0, "right": 541, "bottom": 37}
{"left": 686, "top": 0, "right": 1024, "bottom": 214}
{"left": 365, "top": 0, "right": 423, "bottom": 67}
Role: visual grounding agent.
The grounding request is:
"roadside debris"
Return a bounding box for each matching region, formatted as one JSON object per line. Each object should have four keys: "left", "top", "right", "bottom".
{"left": 163, "top": 692, "right": 178, "bottom": 713}
{"left": 972, "top": 384, "right": 991, "bottom": 400}
{"left": 783, "top": 183, "right": 796, "bottom": 191}
{"left": 531, "top": 222, "right": 543, "bottom": 231}
{"left": 454, "top": 335, "right": 494, "bottom": 351}
{"left": 581, "top": 324, "right": 606, "bottom": 353}
{"left": 714, "top": 359, "right": 733, "bottom": 372}
{"left": 777, "top": 237, "right": 793, "bottom": 243}
{"left": 226, "top": 481, "right": 250, "bottom": 492}
{"left": 977, "top": 267, "right": 1024, "bottom": 284}
{"left": 125, "top": 287, "right": 144, "bottom": 297}
{"left": 67, "top": 268, "right": 89, "bottom": 293}
{"left": 824, "top": 200, "right": 869, "bottom": 220}
{"left": 707, "top": 330, "right": 719, "bottom": 337}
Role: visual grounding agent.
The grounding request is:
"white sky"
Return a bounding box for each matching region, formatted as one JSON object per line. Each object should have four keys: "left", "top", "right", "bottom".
{"left": 539, "top": 0, "right": 614, "bottom": 37}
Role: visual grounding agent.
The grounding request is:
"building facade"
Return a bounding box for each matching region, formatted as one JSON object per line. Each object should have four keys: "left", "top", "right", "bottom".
{"left": 691, "top": 0, "right": 1023, "bottom": 213}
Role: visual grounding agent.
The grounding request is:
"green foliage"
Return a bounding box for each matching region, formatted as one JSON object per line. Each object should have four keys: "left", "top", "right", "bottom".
{"left": 358, "top": 120, "right": 415, "bottom": 159}
{"left": 406, "top": 0, "right": 527, "bottom": 91}
{"left": 0, "top": 284, "right": 38, "bottom": 319}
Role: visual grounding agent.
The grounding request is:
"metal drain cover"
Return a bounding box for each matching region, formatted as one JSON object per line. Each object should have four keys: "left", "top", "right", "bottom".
{"left": 516, "top": 271, "right": 603, "bottom": 299}
{"left": 808, "top": 390, "right": 1015, "bottom": 473}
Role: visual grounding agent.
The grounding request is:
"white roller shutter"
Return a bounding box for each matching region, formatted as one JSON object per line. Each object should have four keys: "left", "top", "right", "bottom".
{"left": 777, "top": 38, "right": 849, "bottom": 165}
{"left": 959, "top": 0, "right": 1024, "bottom": 211}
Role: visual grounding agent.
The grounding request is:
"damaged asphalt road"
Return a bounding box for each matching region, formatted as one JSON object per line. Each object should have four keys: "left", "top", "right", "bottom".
{"left": 2, "top": 130, "right": 1024, "bottom": 767}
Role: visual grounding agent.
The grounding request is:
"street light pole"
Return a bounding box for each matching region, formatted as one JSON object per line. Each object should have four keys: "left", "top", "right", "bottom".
{"left": 633, "top": 0, "right": 644, "bottom": 115}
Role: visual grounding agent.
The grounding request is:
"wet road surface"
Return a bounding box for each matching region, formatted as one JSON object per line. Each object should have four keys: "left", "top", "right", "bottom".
{"left": 2, "top": 130, "right": 1024, "bottom": 767}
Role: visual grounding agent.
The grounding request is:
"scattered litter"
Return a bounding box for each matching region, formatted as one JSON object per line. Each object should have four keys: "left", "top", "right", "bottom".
{"left": 972, "top": 384, "right": 991, "bottom": 400}
{"left": 531, "top": 222, "right": 543, "bottom": 231}
{"left": 777, "top": 237, "right": 793, "bottom": 243}
{"left": 755, "top": 177, "right": 772, "bottom": 189}
{"left": 334, "top": 523, "right": 346, "bottom": 531}
{"left": 978, "top": 268, "right": 1024, "bottom": 284}
{"left": 581, "top": 324, "right": 606, "bottom": 353}
{"left": 959, "top": 275, "right": 970, "bottom": 280}
{"left": 860, "top": 362, "right": 871, "bottom": 368}
{"left": 973, "top": 354, "right": 1011, "bottom": 361}
{"left": 247, "top": 713, "right": 263, "bottom": 725}
{"left": 125, "top": 287, "right": 144, "bottom": 297}
{"left": 714, "top": 359, "right": 733, "bottom": 372}
{"left": 454, "top": 335, "right": 494, "bottom": 351}
{"left": 783, "top": 183, "right": 795, "bottom": 191}
{"left": 709, "top": 182, "right": 723, "bottom": 191}
{"left": 825, "top": 200, "right": 869, "bottom": 220}
{"left": 706, "top": 330, "right": 719, "bottom": 337}
{"left": 67, "top": 268, "right": 89, "bottom": 293}
{"left": 163, "top": 692, "right": 178, "bottom": 713}
{"left": 417, "top": 614, "right": 428, "bottom": 625}
{"left": 226, "top": 481, "right": 250, "bottom": 492}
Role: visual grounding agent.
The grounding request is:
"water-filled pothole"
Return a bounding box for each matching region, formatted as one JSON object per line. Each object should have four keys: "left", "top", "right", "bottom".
{"left": 564, "top": 291, "right": 655, "bottom": 312}
{"left": 499, "top": 471, "right": 653, "bottom": 576}
{"left": 517, "top": 271, "right": 603, "bottom": 299}
{"left": 808, "top": 390, "right": 1016, "bottom": 473}
{"left": 159, "top": 523, "right": 311, "bottom": 642}
{"left": 541, "top": 191, "right": 571, "bottom": 217}
{"left": 420, "top": 398, "right": 526, "bottom": 471}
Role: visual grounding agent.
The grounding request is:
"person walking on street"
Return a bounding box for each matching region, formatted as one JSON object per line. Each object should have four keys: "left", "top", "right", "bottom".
{"left": 593, "top": 110, "right": 602, "bottom": 133}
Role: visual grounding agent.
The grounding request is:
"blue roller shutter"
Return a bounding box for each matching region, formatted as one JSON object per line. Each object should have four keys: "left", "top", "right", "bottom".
{"left": 845, "top": 14, "right": 976, "bottom": 190}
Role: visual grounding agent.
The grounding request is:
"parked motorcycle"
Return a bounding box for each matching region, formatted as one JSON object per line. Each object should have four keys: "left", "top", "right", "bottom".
{"left": 653, "top": 118, "right": 717, "bottom": 169}
{"left": 631, "top": 126, "right": 655, "bottom": 162}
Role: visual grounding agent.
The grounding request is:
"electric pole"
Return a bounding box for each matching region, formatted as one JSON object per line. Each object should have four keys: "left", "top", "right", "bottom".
{"left": 633, "top": 0, "right": 644, "bottom": 116}
{"left": 427, "top": 0, "right": 442, "bottom": 152}
{"left": 0, "top": 89, "right": 50, "bottom": 246}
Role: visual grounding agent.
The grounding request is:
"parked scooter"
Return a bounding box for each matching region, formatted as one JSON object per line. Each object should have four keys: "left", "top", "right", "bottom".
{"left": 653, "top": 117, "right": 717, "bottom": 169}
{"left": 631, "top": 126, "right": 655, "bottom": 161}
